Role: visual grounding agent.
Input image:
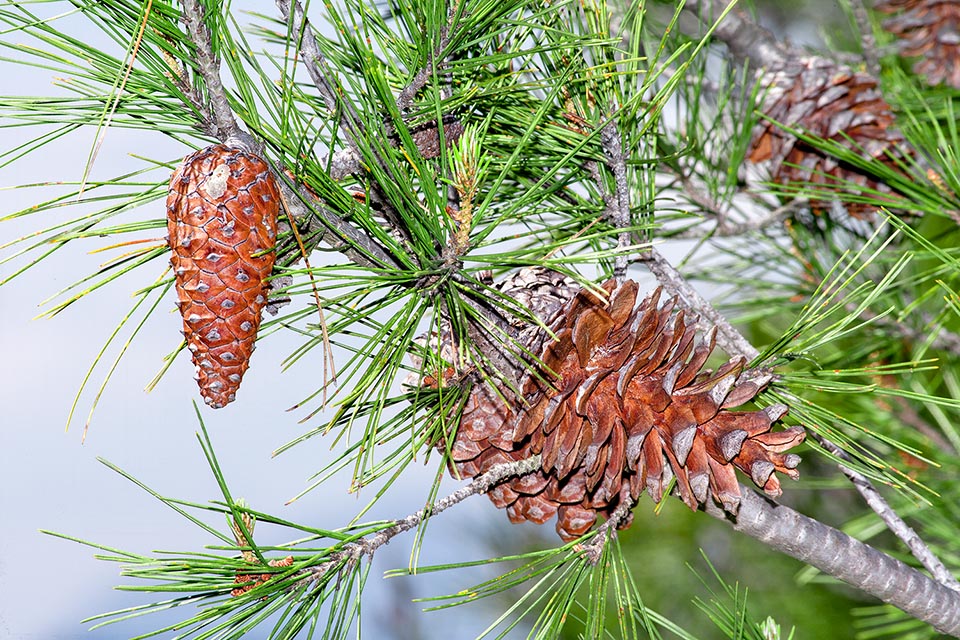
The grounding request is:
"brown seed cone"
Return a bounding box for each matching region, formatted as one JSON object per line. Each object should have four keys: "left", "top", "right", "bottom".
{"left": 748, "top": 56, "right": 910, "bottom": 218}
{"left": 166, "top": 145, "right": 280, "bottom": 409}
{"left": 410, "top": 118, "right": 466, "bottom": 159}
{"left": 877, "top": 0, "right": 960, "bottom": 89}
{"left": 452, "top": 279, "right": 805, "bottom": 541}
{"left": 231, "top": 556, "right": 295, "bottom": 597}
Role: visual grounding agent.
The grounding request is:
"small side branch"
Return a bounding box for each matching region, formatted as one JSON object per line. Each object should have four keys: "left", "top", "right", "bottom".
{"left": 703, "top": 486, "right": 960, "bottom": 636}
{"left": 308, "top": 455, "right": 542, "bottom": 578}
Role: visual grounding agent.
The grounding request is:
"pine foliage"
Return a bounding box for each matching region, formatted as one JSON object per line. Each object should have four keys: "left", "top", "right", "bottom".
{"left": 2, "top": 0, "right": 960, "bottom": 638}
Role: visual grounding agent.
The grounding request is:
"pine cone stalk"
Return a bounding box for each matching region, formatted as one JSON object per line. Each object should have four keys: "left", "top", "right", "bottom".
{"left": 452, "top": 279, "right": 804, "bottom": 540}
{"left": 167, "top": 144, "right": 280, "bottom": 408}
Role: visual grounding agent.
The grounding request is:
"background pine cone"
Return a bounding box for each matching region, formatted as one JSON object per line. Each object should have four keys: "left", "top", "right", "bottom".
{"left": 167, "top": 145, "right": 280, "bottom": 409}
{"left": 748, "top": 56, "right": 910, "bottom": 218}
{"left": 452, "top": 278, "right": 804, "bottom": 540}
{"left": 877, "top": 0, "right": 960, "bottom": 89}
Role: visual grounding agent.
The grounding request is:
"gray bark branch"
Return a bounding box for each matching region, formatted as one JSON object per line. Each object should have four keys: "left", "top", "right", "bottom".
{"left": 644, "top": 247, "right": 960, "bottom": 621}
{"left": 703, "top": 487, "right": 960, "bottom": 636}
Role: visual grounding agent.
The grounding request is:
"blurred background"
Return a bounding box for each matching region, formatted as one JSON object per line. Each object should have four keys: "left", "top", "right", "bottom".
{"left": 0, "top": 1, "right": 873, "bottom": 638}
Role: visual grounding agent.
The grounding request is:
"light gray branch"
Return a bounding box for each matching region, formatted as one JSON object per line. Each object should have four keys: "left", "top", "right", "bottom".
{"left": 703, "top": 486, "right": 960, "bottom": 636}
{"left": 642, "top": 246, "right": 960, "bottom": 604}
{"left": 600, "top": 120, "right": 633, "bottom": 281}
{"left": 307, "top": 455, "right": 542, "bottom": 578}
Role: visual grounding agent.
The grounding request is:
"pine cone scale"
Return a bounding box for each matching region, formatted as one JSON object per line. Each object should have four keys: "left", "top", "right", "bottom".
{"left": 447, "top": 276, "right": 805, "bottom": 540}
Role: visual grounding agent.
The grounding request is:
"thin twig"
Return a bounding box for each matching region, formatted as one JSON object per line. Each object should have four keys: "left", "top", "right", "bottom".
{"left": 849, "top": 0, "right": 881, "bottom": 79}
{"left": 307, "top": 455, "right": 542, "bottom": 578}
{"left": 599, "top": 119, "right": 633, "bottom": 281}
{"left": 180, "top": 0, "right": 243, "bottom": 142}
{"left": 702, "top": 484, "right": 960, "bottom": 636}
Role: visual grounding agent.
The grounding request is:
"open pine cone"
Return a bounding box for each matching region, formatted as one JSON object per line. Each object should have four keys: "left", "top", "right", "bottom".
{"left": 748, "top": 56, "right": 910, "bottom": 218}
{"left": 877, "top": 0, "right": 960, "bottom": 89}
{"left": 450, "top": 276, "right": 805, "bottom": 540}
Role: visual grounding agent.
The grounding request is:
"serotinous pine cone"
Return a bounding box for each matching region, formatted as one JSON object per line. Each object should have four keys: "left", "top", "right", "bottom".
{"left": 748, "top": 56, "right": 911, "bottom": 219}
{"left": 166, "top": 144, "right": 280, "bottom": 409}
{"left": 441, "top": 272, "right": 805, "bottom": 540}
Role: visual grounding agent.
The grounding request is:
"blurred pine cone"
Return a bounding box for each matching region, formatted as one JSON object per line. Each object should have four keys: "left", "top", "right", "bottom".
{"left": 877, "top": 0, "right": 960, "bottom": 89}
{"left": 452, "top": 277, "right": 804, "bottom": 540}
{"left": 748, "top": 57, "right": 910, "bottom": 218}
{"left": 167, "top": 145, "right": 280, "bottom": 409}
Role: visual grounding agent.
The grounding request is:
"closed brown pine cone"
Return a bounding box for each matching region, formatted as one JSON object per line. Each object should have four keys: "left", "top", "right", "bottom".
{"left": 877, "top": 0, "right": 960, "bottom": 89}
{"left": 452, "top": 278, "right": 805, "bottom": 540}
{"left": 167, "top": 145, "right": 280, "bottom": 409}
{"left": 748, "top": 56, "right": 910, "bottom": 218}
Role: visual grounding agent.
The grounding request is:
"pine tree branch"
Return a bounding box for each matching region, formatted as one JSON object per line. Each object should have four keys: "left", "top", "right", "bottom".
{"left": 305, "top": 455, "right": 542, "bottom": 579}
{"left": 670, "top": 4, "right": 960, "bottom": 592}
{"left": 179, "top": 0, "right": 245, "bottom": 143}
{"left": 849, "top": 0, "right": 882, "bottom": 79}
{"left": 599, "top": 119, "right": 633, "bottom": 281}
{"left": 672, "top": 203, "right": 793, "bottom": 239}
{"left": 702, "top": 486, "right": 960, "bottom": 637}
{"left": 642, "top": 245, "right": 960, "bottom": 602}
{"left": 816, "top": 434, "right": 960, "bottom": 591}
{"left": 277, "top": 179, "right": 401, "bottom": 270}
